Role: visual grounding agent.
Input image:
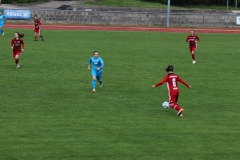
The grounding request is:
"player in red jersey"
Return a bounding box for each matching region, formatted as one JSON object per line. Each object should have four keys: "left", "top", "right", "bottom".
{"left": 34, "top": 15, "right": 44, "bottom": 41}
{"left": 10, "top": 32, "right": 25, "bottom": 68}
{"left": 186, "top": 30, "right": 200, "bottom": 64}
{"left": 152, "top": 65, "right": 191, "bottom": 117}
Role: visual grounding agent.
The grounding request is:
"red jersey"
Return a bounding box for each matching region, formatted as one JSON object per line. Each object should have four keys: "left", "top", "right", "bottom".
{"left": 34, "top": 19, "right": 42, "bottom": 29}
{"left": 10, "top": 38, "right": 24, "bottom": 51}
{"left": 186, "top": 34, "right": 200, "bottom": 47}
{"left": 155, "top": 73, "right": 190, "bottom": 91}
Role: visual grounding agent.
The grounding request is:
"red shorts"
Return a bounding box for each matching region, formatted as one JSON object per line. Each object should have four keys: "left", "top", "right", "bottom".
{"left": 189, "top": 47, "right": 197, "bottom": 53}
{"left": 13, "top": 50, "right": 21, "bottom": 57}
{"left": 34, "top": 28, "right": 40, "bottom": 34}
{"left": 168, "top": 89, "right": 179, "bottom": 104}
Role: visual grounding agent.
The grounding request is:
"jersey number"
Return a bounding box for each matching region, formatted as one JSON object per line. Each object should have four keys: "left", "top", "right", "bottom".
{"left": 172, "top": 78, "right": 177, "bottom": 87}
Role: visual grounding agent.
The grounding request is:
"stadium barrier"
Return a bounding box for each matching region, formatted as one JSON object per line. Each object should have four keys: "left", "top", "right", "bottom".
{"left": 5, "top": 9, "right": 240, "bottom": 27}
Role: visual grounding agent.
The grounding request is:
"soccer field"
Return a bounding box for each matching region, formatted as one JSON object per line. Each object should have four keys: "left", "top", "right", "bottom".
{"left": 0, "top": 29, "right": 239, "bottom": 159}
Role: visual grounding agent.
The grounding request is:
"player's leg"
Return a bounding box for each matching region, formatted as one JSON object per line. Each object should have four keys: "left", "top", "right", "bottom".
{"left": 12, "top": 51, "right": 17, "bottom": 65}
{"left": 169, "top": 94, "right": 179, "bottom": 111}
{"left": 171, "top": 94, "right": 184, "bottom": 116}
{"left": 92, "top": 76, "right": 97, "bottom": 91}
{"left": 174, "top": 95, "right": 184, "bottom": 116}
{"left": 91, "top": 70, "right": 97, "bottom": 92}
{"left": 97, "top": 70, "right": 103, "bottom": 87}
{"left": 169, "top": 91, "right": 184, "bottom": 116}
{"left": 169, "top": 90, "right": 178, "bottom": 110}
{"left": 170, "top": 100, "right": 180, "bottom": 111}
{"left": 0, "top": 26, "right": 4, "bottom": 36}
{"left": 191, "top": 47, "right": 196, "bottom": 64}
{"left": 34, "top": 30, "right": 37, "bottom": 41}
{"left": 38, "top": 29, "right": 44, "bottom": 41}
{"left": 14, "top": 52, "right": 21, "bottom": 68}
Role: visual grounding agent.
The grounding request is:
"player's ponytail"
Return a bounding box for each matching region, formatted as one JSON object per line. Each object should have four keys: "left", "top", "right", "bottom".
{"left": 16, "top": 32, "right": 24, "bottom": 38}
{"left": 19, "top": 33, "right": 24, "bottom": 38}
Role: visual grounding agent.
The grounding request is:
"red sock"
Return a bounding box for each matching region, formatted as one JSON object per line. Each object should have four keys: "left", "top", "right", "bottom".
{"left": 40, "top": 35, "right": 43, "bottom": 38}
{"left": 172, "top": 104, "right": 181, "bottom": 111}
{"left": 34, "top": 36, "right": 37, "bottom": 40}
{"left": 192, "top": 54, "right": 195, "bottom": 61}
{"left": 15, "top": 59, "right": 19, "bottom": 64}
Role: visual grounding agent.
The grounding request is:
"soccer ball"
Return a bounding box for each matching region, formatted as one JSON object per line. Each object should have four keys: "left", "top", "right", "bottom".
{"left": 162, "top": 102, "right": 170, "bottom": 109}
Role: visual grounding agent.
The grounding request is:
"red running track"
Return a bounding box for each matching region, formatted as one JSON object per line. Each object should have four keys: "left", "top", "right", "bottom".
{"left": 5, "top": 24, "right": 240, "bottom": 34}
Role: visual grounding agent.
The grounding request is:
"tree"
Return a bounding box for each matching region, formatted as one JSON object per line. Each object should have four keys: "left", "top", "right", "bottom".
{"left": 141, "top": 0, "right": 239, "bottom": 6}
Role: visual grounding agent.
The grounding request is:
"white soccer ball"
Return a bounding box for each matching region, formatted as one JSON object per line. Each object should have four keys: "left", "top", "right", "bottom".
{"left": 162, "top": 102, "right": 170, "bottom": 109}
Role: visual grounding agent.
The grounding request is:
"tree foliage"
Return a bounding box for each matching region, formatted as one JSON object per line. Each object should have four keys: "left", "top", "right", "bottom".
{"left": 141, "top": 0, "right": 239, "bottom": 6}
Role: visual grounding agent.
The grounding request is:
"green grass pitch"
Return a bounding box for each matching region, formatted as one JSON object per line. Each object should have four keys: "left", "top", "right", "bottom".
{"left": 0, "top": 28, "right": 240, "bottom": 160}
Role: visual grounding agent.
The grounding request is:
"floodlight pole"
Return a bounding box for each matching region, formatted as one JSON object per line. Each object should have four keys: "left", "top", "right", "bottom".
{"left": 227, "top": 0, "right": 229, "bottom": 10}
{"left": 167, "top": 0, "right": 170, "bottom": 27}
